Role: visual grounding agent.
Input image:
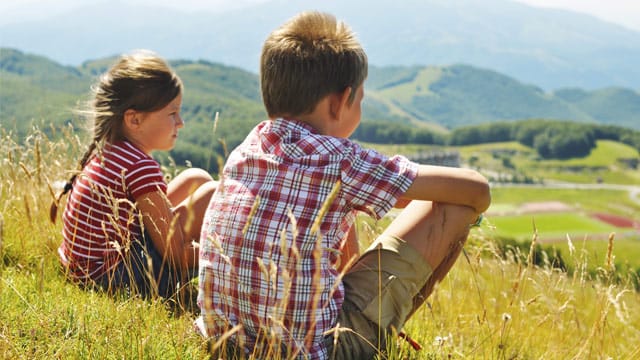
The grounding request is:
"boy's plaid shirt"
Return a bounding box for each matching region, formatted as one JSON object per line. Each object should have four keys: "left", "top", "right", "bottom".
{"left": 198, "top": 119, "right": 417, "bottom": 359}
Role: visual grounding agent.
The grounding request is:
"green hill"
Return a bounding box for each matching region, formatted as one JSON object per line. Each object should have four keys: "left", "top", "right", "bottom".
{"left": 554, "top": 87, "right": 640, "bottom": 125}
{"left": 366, "top": 65, "right": 640, "bottom": 129}
{"left": 2, "top": 48, "right": 640, "bottom": 172}
{"left": 0, "top": 49, "right": 267, "bottom": 172}
{"left": 0, "top": 48, "right": 87, "bottom": 134}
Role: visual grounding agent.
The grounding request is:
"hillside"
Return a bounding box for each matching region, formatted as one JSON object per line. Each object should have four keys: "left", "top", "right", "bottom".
{"left": 366, "top": 65, "right": 640, "bottom": 129}
{"left": 1, "top": 126, "right": 639, "bottom": 359}
{"left": 0, "top": 49, "right": 267, "bottom": 170}
{"left": 2, "top": 48, "right": 640, "bottom": 171}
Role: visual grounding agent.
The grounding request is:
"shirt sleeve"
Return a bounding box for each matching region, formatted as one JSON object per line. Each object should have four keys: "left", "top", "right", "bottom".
{"left": 340, "top": 144, "right": 418, "bottom": 219}
{"left": 126, "top": 158, "right": 167, "bottom": 199}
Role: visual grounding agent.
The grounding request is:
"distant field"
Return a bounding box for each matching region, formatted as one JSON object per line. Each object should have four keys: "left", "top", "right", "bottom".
{"left": 460, "top": 140, "right": 640, "bottom": 185}
{"left": 482, "top": 210, "right": 640, "bottom": 273}
{"left": 485, "top": 185, "right": 640, "bottom": 270}
{"left": 366, "top": 139, "right": 640, "bottom": 185}
{"left": 489, "top": 187, "right": 640, "bottom": 220}
{"left": 486, "top": 212, "right": 619, "bottom": 242}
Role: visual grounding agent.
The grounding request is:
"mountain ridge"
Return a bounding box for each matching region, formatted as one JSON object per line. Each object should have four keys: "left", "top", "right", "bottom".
{"left": 2, "top": 47, "right": 639, "bottom": 136}
{"left": 1, "top": 0, "right": 639, "bottom": 90}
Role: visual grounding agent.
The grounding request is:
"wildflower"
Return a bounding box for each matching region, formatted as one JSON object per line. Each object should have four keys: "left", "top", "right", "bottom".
{"left": 433, "top": 336, "right": 446, "bottom": 346}
{"left": 433, "top": 333, "right": 452, "bottom": 346}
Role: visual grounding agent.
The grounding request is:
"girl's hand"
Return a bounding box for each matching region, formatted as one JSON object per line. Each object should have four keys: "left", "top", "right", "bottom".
{"left": 136, "top": 190, "right": 195, "bottom": 270}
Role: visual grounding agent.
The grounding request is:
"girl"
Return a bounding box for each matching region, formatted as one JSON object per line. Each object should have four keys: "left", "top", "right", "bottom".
{"left": 53, "top": 51, "right": 217, "bottom": 298}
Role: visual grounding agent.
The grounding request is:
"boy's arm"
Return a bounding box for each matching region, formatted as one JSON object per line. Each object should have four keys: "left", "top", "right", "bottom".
{"left": 394, "top": 197, "right": 412, "bottom": 209}
{"left": 402, "top": 164, "right": 491, "bottom": 214}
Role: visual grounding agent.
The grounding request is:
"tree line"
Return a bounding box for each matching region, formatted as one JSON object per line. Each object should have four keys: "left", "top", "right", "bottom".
{"left": 352, "top": 119, "right": 640, "bottom": 160}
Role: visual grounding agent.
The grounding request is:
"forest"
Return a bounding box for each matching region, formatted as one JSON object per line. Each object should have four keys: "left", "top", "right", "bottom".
{"left": 353, "top": 120, "right": 640, "bottom": 160}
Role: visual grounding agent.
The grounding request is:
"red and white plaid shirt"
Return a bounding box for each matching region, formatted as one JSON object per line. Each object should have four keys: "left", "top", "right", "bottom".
{"left": 198, "top": 119, "right": 418, "bottom": 359}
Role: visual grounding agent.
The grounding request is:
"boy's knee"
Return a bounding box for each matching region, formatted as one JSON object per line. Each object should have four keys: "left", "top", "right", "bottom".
{"left": 436, "top": 201, "right": 475, "bottom": 214}
{"left": 435, "top": 202, "right": 478, "bottom": 228}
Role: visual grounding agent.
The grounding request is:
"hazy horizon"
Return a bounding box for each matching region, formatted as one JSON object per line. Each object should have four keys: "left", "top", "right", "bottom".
{"left": 0, "top": 0, "right": 638, "bottom": 31}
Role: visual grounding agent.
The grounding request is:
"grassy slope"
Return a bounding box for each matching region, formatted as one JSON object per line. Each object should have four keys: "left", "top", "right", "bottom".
{"left": 2, "top": 130, "right": 640, "bottom": 359}
{"left": 487, "top": 213, "right": 618, "bottom": 241}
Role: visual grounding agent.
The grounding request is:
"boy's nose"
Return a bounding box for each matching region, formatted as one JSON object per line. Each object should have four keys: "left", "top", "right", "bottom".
{"left": 176, "top": 115, "right": 184, "bottom": 127}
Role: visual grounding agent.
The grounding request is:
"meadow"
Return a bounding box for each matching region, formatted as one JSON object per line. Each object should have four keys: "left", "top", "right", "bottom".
{"left": 1, "top": 129, "right": 640, "bottom": 359}
{"left": 367, "top": 140, "right": 640, "bottom": 185}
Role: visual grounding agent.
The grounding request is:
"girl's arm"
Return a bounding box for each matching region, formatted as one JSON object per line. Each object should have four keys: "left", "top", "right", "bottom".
{"left": 402, "top": 164, "right": 491, "bottom": 215}
{"left": 135, "top": 169, "right": 217, "bottom": 271}
{"left": 136, "top": 190, "right": 197, "bottom": 270}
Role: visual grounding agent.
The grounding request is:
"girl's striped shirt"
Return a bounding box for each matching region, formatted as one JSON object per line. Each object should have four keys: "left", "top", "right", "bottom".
{"left": 59, "top": 141, "right": 167, "bottom": 282}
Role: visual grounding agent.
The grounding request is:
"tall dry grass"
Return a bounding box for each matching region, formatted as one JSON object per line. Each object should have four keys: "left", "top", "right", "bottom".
{"left": 1, "top": 126, "right": 639, "bottom": 359}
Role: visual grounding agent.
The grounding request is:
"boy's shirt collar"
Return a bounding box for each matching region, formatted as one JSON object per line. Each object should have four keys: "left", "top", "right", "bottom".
{"left": 272, "top": 117, "right": 318, "bottom": 134}
{"left": 261, "top": 118, "right": 351, "bottom": 159}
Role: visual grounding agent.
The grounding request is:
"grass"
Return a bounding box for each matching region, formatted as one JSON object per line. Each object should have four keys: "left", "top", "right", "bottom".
{"left": 2, "top": 267, "right": 207, "bottom": 358}
{"left": 2, "top": 128, "right": 640, "bottom": 359}
{"left": 490, "top": 187, "right": 640, "bottom": 219}
{"left": 402, "top": 237, "right": 640, "bottom": 359}
{"left": 486, "top": 213, "right": 619, "bottom": 241}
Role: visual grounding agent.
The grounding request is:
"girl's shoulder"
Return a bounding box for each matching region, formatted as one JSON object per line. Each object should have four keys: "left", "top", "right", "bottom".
{"left": 103, "top": 141, "right": 156, "bottom": 165}
{"left": 90, "top": 142, "right": 161, "bottom": 183}
{"left": 107, "top": 141, "right": 150, "bottom": 158}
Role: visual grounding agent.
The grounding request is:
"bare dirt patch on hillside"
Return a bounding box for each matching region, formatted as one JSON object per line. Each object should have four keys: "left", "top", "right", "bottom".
{"left": 517, "top": 201, "right": 573, "bottom": 214}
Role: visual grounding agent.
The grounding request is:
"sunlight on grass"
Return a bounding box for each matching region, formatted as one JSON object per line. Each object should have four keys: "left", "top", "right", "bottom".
{"left": 490, "top": 187, "right": 640, "bottom": 219}
{"left": 487, "top": 213, "right": 618, "bottom": 241}
{"left": 2, "top": 128, "right": 640, "bottom": 359}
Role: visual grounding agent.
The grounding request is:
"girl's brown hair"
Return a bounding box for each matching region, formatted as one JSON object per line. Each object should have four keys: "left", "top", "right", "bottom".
{"left": 50, "top": 50, "right": 182, "bottom": 222}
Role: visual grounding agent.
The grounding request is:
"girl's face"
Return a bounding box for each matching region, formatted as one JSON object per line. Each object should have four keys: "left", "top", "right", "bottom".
{"left": 132, "top": 94, "right": 183, "bottom": 154}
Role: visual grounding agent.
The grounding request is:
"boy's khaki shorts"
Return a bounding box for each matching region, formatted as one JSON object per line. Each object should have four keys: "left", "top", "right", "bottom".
{"left": 325, "top": 235, "right": 433, "bottom": 359}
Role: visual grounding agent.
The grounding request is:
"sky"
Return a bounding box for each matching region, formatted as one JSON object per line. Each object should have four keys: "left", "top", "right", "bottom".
{"left": 0, "top": 0, "right": 638, "bottom": 31}
{"left": 512, "top": 0, "right": 640, "bottom": 31}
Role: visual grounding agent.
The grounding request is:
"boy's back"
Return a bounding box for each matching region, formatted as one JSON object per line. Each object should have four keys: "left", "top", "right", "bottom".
{"left": 198, "top": 118, "right": 416, "bottom": 357}
{"left": 198, "top": 10, "right": 490, "bottom": 360}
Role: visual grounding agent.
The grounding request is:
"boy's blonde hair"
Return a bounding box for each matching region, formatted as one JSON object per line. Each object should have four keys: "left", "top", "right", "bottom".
{"left": 260, "top": 11, "right": 368, "bottom": 118}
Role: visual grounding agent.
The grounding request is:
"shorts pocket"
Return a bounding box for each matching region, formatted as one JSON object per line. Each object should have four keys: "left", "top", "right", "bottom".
{"left": 360, "top": 273, "right": 414, "bottom": 330}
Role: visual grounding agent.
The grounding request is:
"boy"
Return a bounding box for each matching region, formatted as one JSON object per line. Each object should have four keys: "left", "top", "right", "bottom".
{"left": 197, "top": 11, "right": 490, "bottom": 359}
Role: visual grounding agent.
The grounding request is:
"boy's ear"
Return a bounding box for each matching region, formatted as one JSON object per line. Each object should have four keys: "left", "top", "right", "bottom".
{"left": 330, "top": 87, "right": 353, "bottom": 121}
